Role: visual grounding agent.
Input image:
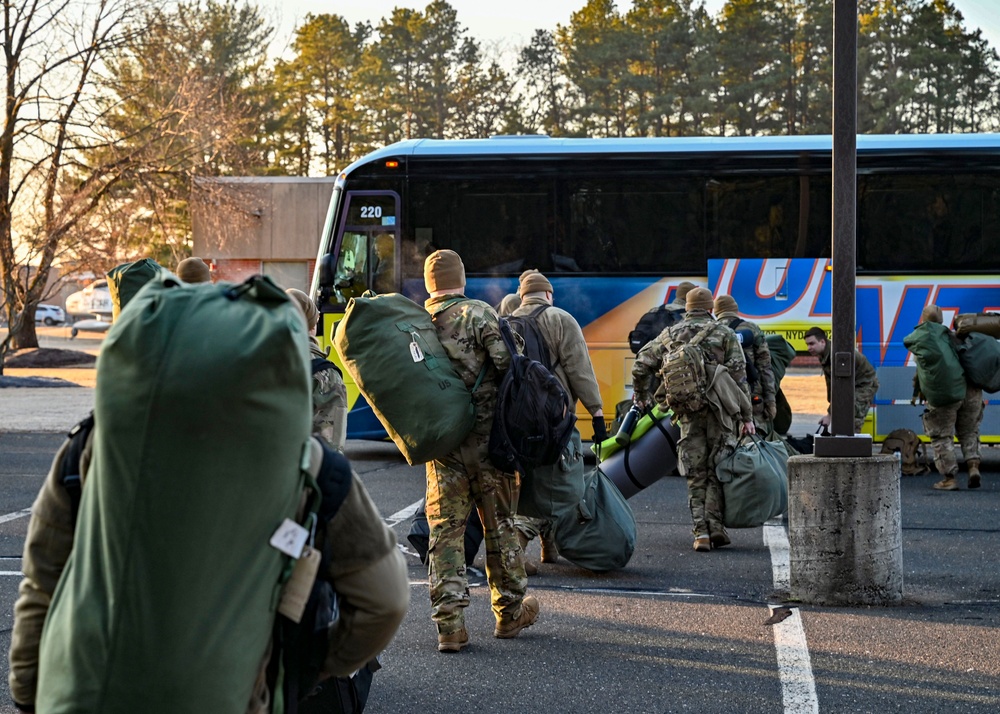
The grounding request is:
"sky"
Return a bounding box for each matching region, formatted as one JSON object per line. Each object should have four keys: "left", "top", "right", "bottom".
{"left": 264, "top": 0, "right": 1000, "bottom": 58}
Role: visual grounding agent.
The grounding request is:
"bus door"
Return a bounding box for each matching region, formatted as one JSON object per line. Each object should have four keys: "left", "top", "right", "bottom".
{"left": 330, "top": 191, "right": 401, "bottom": 303}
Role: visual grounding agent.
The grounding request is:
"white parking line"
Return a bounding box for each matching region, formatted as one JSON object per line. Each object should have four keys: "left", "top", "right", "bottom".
{"left": 386, "top": 499, "right": 423, "bottom": 527}
{"left": 0, "top": 509, "right": 31, "bottom": 525}
{"left": 764, "top": 519, "right": 819, "bottom": 714}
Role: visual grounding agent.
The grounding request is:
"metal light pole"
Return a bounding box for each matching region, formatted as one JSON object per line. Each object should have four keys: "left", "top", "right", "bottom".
{"left": 815, "top": 0, "right": 871, "bottom": 457}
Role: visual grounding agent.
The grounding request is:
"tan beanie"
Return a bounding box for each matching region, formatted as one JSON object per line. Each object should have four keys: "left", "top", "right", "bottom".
{"left": 176, "top": 257, "right": 211, "bottom": 284}
{"left": 714, "top": 294, "right": 739, "bottom": 315}
{"left": 921, "top": 304, "right": 943, "bottom": 324}
{"left": 518, "top": 270, "right": 553, "bottom": 297}
{"left": 675, "top": 281, "right": 697, "bottom": 301}
{"left": 498, "top": 293, "right": 521, "bottom": 317}
{"left": 424, "top": 249, "right": 466, "bottom": 293}
{"left": 286, "top": 288, "right": 319, "bottom": 330}
{"left": 686, "top": 287, "right": 715, "bottom": 312}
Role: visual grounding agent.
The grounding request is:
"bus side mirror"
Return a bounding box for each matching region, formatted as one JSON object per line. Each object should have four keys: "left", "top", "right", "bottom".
{"left": 319, "top": 254, "right": 337, "bottom": 286}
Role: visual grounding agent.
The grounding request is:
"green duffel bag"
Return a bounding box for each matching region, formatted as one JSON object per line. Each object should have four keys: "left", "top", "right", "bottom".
{"left": 903, "top": 321, "right": 966, "bottom": 407}
{"left": 106, "top": 258, "right": 163, "bottom": 320}
{"left": 555, "top": 466, "right": 637, "bottom": 572}
{"left": 716, "top": 435, "right": 789, "bottom": 528}
{"left": 521, "top": 431, "right": 636, "bottom": 572}
{"left": 766, "top": 333, "right": 797, "bottom": 384}
{"left": 956, "top": 331, "right": 1000, "bottom": 393}
{"left": 333, "top": 292, "right": 475, "bottom": 465}
{"left": 37, "top": 275, "right": 313, "bottom": 714}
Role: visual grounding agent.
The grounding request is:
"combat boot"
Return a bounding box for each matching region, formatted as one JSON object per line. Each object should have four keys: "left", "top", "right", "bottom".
{"left": 967, "top": 459, "right": 981, "bottom": 489}
{"left": 437, "top": 627, "right": 469, "bottom": 653}
{"left": 710, "top": 529, "right": 731, "bottom": 549}
{"left": 933, "top": 474, "right": 959, "bottom": 491}
{"left": 540, "top": 531, "right": 559, "bottom": 563}
{"left": 517, "top": 531, "right": 538, "bottom": 576}
{"left": 693, "top": 535, "right": 711, "bottom": 552}
{"left": 494, "top": 595, "right": 540, "bottom": 638}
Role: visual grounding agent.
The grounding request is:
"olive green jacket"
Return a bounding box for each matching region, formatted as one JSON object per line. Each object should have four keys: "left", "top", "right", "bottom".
{"left": 514, "top": 295, "right": 602, "bottom": 415}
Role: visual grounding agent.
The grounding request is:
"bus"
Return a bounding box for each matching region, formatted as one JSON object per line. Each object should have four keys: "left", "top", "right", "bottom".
{"left": 310, "top": 134, "right": 1000, "bottom": 442}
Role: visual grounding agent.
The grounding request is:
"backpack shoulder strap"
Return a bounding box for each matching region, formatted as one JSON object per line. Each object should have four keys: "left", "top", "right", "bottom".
{"left": 728, "top": 317, "right": 742, "bottom": 331}
{"left": 311, "top": 355, "right": 342, "bottom": 378}
{"left": 527, "top": 303, "right": 558, "bottom": 370}
{"left": 689, "top": 321, "right": 718, "bottom": 347}
{"left": 60, "top": 411, "right": 95, "bottom": 523}
{"left": 497, "top": 316, "right": 520, "bottom": 356}
{"left": 429, "top": 295, "right": 468, "bottom": 318}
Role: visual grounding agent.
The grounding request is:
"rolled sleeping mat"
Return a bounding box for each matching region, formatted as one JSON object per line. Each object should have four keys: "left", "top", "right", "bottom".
{"left": 598, "top": 409, "right": 680, "bottom": 499}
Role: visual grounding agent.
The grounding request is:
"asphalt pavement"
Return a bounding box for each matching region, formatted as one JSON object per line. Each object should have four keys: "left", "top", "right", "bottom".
{"left": 0, "top": 432, "right": 998, "bottom": 713}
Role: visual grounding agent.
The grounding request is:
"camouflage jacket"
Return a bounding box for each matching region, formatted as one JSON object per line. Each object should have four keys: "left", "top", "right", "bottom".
{"left": 309, "top": 338, "right": 348, "bottom": 450}
{"left": 632, "top": 310, "right": 750, "bottom": 407}
{"left": 426, "top": 293, "right": 514, "bottom": 434}
{"left": 818, "top": 341, "right": 878, "bottom": 402}
{"left": 715, "top": 310, "right": 777, "bottom": 409}
{"left": 513, "top": 295, "right": 602, "bottom": 415}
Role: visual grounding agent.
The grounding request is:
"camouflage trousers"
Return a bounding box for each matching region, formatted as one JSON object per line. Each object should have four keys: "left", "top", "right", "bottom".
{"left": 513, "top": 514, "right": 554, "bottom": 545}
{"left": 425, "top": 428, "right": 527, "bottom": 635}
{"left": 312, "top": 370, "right": 348, "bottom": 452}
{"left": 921, "top": 385, "right": 984, "bottom": 477}
{"left": 677, "top": 408, "right": 737, "bottom": 538}
{"left": 853, "top": 384, "right": 878, "bottom": 433}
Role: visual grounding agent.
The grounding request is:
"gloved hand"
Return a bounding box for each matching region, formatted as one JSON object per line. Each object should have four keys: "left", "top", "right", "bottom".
{"left": 765, "top": 401, "right": 777, "bottom": 420}
{"left": 592, "top": 415, "right": 609, "bottom": 443}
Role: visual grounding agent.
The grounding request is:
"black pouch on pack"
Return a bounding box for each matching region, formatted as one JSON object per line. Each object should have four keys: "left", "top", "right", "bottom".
{"left": 406, "top": 501, "right": 484, "bottom": 567}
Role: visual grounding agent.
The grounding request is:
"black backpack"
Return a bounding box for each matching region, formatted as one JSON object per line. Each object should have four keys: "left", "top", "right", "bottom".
{"left": 489, "top": 318, "right": 576, "bottom": 473}
{"left": 727, "top": 318, "right": 760, "bottom": 389}
{"left": 628, "top": 304, "right": 682, "bottom": 354}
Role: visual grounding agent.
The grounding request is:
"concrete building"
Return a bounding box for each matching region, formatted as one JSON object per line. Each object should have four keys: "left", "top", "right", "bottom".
{"left": 191, "top": 177, "right": 336, "bottom": 292}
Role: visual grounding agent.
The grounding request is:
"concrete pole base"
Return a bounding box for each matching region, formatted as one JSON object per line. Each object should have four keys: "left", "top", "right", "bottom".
{"left": 788, "top": 454, "right": 903, "bottom": 606}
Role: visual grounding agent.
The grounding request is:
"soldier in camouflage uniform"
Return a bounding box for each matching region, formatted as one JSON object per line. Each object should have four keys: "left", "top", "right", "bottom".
{"left": 286, "top": 289, "right": 348, "bottom": 451}
{"left": 632, "top": 287, "right": 754, "bottom": 552}
{"left": 910, "top": 304, "right": 983, "bottom": 491}
{"left": 714, "top": 294, "right": 777, "bottom": 433}
{"left": 804, "top": 326, "right": 879, "bottom": 434}
{"left": 423, "top": 250, "right": 539, "bottom": 653}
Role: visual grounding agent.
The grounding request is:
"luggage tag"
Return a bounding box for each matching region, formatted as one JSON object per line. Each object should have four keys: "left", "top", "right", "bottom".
{"left": 409, "top": 332, "right": 425, "bottom": 363}
{"left": 277, "top": 513, "right": 320, "bottom": 624}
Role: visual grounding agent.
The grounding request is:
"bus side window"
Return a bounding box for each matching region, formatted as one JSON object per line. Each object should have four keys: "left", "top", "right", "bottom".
{"left": 371, "top": 233, "right": 397, "bottom": 294}
{"left": 334, "top": 233, "right": 370, "bottom": 302}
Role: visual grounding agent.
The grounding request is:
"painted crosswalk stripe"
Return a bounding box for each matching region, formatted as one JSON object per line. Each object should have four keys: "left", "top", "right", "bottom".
{"left": 0, "top": 509, "right": 31, "bottom": 525}
{"left": 764, "top": 519, "right": 819, "bottom": 714}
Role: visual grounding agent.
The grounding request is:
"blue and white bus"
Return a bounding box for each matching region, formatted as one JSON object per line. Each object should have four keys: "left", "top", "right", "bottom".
{"left": 310, "top": 133, "right": 1000, "bottom": 441}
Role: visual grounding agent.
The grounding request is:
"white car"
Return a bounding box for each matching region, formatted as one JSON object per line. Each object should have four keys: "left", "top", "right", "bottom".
{"left": 35, "top": 304, "right": 67, "bottom": 326}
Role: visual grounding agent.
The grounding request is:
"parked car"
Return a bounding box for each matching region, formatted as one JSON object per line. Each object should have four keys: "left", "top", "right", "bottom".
{"left": 35, "top": 304, "right": 67, "bottom": 326}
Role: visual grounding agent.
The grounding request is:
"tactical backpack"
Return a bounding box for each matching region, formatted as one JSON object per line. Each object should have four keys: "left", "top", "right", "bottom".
{"left": 628, "top": 304, "right": 683, "bottom": 354}
{"left": 489, "top": 318, "right": 576, "bottom": 473}
{"left": 880, "top": 428, "right": 930, "bottom": 475}
{"left": 657, "top": 322, "right": 716, "bottom": 415}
